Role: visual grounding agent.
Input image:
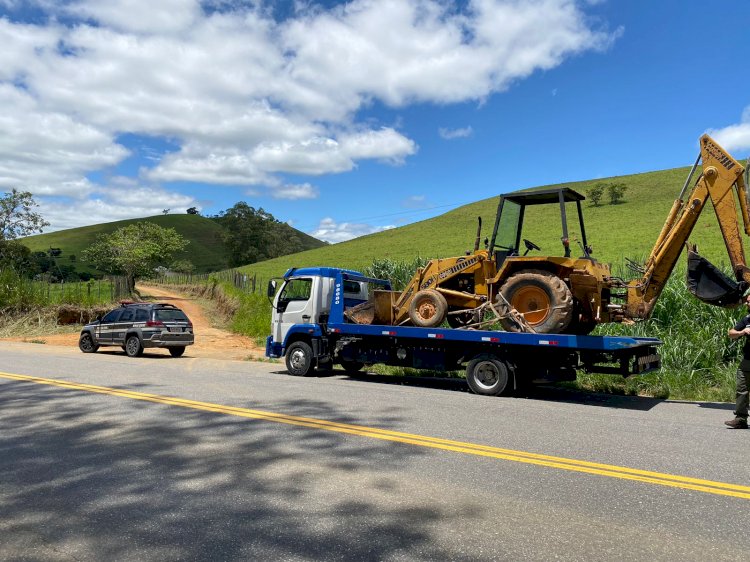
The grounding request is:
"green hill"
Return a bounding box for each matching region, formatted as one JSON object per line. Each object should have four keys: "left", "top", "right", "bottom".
{"left": 236, "top": 164, "right": 747, "bottom": 282}
{"left": 22, "top": 213, "right": 326, "bottom": 276}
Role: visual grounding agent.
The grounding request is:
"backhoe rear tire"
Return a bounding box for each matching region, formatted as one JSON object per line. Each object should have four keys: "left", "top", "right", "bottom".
{"left": 409, "top": 289, "right": 448, "bottom": 327}
{"left": 498, "top": 270, "right": 573, "bottom": 334}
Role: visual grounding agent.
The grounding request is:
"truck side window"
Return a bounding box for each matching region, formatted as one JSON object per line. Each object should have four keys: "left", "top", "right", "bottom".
{"left": 280, "top": 278, "right": 312, "bottom": 301}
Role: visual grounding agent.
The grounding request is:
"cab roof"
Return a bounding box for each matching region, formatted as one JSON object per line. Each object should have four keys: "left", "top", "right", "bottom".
{"left": 500, "top": 187, "right": 586, "bottom": 205}
{"left": 283, "top": 267, "right": 364, "bottom": 279}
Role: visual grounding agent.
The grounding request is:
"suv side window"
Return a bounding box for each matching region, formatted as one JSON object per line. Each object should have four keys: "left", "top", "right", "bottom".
{"left": 135, "top": 309, "right": 149, "bottom": 322}
{"left": 101, "top": 310, "right": 121, "bottom": 323}
{"left": 119, "top": 308, "right": 135, "bottom": 322}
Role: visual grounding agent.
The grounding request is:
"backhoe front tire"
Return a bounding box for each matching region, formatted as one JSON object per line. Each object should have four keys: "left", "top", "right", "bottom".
{"left": 408, "top": 289, "right": 448, "bottom": 327}
{"left": 499, "top": 270, "right": 573, "bottom": 334}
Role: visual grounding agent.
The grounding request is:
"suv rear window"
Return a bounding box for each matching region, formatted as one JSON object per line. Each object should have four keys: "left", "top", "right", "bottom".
{"left": 154, "top": 309, "right": 189, "bottom": 322}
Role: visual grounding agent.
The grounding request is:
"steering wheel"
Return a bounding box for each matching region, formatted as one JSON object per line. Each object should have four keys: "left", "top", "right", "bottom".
{"left": 523, "top": 238, "right": 541, "bottom": 255}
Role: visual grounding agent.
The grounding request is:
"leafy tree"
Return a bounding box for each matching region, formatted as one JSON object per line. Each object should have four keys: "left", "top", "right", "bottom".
{"left": 0, "top": 239, "right": 31, "bottom": 272}
{"left": 588, "top": 183, "right": 605, "bottom": 207}
{"left": 607, "top": 182, "right": 628, "bottom": 204}
{"left": 216, "top": 202, "right": 304, "bottom": 267}
{"left": 186, "top": 207, "right": 199, "bottom": 215}
{"left": 0, "top": 188, "right": 49, "bottom": 240}
{"left": 82, "top": 222, "right": 189, "bottom": 291}
{"left": 170, "top": 259, "right": 195, "bottom": 274}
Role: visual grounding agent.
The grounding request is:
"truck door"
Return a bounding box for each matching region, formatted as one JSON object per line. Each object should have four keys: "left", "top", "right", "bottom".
{"left": 274, "top": 277, "right": 314, "bottom": 344}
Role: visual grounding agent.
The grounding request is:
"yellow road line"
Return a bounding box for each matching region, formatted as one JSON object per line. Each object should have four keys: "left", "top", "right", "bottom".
{"left": 3, "top": 371, "right": 749, "bottom": 500}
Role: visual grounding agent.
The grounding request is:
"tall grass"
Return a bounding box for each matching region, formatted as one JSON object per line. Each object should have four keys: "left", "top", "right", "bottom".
{"left": 0, "top": 269, "right": 127, "bottom": 310}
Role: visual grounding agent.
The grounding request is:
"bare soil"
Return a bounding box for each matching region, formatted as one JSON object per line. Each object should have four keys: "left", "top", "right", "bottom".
{"left": 1, "top": 284, "right": 266, "bottom": 361}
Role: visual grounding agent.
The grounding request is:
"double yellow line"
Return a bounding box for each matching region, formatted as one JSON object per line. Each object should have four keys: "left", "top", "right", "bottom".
{"left": 3, "top": 371, "right": 749, "bottom": 500}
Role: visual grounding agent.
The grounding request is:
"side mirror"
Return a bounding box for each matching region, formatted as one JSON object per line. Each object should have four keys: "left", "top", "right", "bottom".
{"left": 267, "top": 279, "right": 277, "bottom": 299}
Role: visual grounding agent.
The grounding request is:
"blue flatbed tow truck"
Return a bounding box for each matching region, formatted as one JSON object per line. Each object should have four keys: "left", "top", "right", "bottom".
{"left": 266, "top": 268, "right": 661, "bottom": 396}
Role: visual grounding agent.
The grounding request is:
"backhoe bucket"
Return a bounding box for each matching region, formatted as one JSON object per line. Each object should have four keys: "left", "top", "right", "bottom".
{"left": 686, "top": 248, "right": 745, "bottom": 307}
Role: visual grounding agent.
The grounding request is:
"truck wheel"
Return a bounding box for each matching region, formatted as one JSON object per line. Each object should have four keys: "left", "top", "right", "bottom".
{"left": 466, "top": 355, "right": 511, "bottom": 396}
{"left": 125, "top": 335, "right": 144, "bottom": 357}
{"left": 78, "top": 333, "right": 99, "bottom": 353}
{"left": 285, "top": 341, "right": 315, "bottom": 376}
{"left": 409, "top": 289, "right": 448, "bottom": 327}
{"left": 169, "top": 346, "right": 186, "bottom": 357}
{"left": 498, "top": 270, "right": 573, "bottom": 333}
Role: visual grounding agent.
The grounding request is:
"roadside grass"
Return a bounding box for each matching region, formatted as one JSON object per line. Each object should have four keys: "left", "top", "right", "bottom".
{"left": 0, "top": 307, "right": 81, "bottom": 339}
{"left": 0, "top": 269, "right": 126, "bottom": 309}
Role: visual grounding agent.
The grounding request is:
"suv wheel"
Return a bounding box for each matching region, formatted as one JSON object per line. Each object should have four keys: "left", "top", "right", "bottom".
{"left": 125, "top": 335, "right": 144, "bottom": 358}
{"left": 169, "top": 346, "right": 185, "bottom": 358}
{"left": 79, "top": 333, "right": 99, "bottom": 353}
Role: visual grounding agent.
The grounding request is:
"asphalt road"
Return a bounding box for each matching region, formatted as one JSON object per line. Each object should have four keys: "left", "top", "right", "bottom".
{"left": 1, "top": 341, "right": 748, "bottom": 561}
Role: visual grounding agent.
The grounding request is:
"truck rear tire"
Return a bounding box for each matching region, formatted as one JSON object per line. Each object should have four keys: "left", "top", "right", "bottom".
{"left": 285, "top": 341, "right": 315, "bottom": 376}
{"left": 409, "top": 289, "right": 448, "bottom": 327}
{"left": 498, "top": 270, "right": 573, "bottom": 333}
{"left": 466, "top": 355, "right": 511, "bottom": 396}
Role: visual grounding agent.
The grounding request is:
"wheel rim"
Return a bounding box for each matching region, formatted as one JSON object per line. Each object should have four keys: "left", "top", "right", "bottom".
{"left": 474, "top": 361, "right": 500, "bottom": 390}
{"left": 80, "top": 335, "right": 94, "bottom": 351}
{"left": 510, "top": 285, "right": 551, "bottom": 325}
{"left": 416, "top": 298, "right": 438, "bottom": 321}
{"left": 126, "top": 338, "right": 138, "bottom": 355}
{"left": 290, "top": 348, "right": 307, "bottom": 370}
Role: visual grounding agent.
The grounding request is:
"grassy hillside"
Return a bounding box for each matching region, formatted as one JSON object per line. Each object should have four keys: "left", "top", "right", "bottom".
{"left": 23, "top": 214, "right": 230, "bottom": 274}
{"left": 238, "top": 164, "right": 744, "bottom": 281}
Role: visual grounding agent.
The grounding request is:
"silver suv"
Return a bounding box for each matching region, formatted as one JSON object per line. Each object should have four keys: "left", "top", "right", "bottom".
{"left": 79, "top": 302, "right": 194, "bottom": 358}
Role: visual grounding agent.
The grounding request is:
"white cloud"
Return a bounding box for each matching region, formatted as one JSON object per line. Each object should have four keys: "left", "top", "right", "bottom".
{"left": 0, "top": 0, "right": 617, "bottom": 230}
{"left": 271, "top": 183, "right": 319, "bottom": 200}
{"left": 438, "top": 126, "right": 473, "bottom": 140}
{"left": 710, "top": 106, "right": 750, "bottom": 154}
{"left": 38, "top": 182, "right": 197, "bottom": 231}
{"left": 309, "top": 217, "right": 395, "bottom": 244}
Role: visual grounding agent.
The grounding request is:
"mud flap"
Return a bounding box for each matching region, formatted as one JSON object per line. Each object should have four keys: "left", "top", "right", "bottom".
{"left": 686, "top": 247, "right": 746, "bottom": 306}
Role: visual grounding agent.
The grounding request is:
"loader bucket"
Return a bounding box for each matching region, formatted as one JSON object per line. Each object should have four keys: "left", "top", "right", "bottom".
{"left": 686, "top": 248, "right": 746, "bottom": 306}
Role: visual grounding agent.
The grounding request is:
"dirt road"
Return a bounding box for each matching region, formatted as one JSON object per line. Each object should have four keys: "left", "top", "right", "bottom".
{"left": 2, "top": 284, "right": 266, "bottom": 361}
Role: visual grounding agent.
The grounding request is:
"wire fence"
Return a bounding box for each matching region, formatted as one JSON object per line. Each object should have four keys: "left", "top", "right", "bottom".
{"left": 0, "top": 270, "right": 130, "bottom": 308}
{"left": 153, "top": 269, "right": 266, "bottom": 294}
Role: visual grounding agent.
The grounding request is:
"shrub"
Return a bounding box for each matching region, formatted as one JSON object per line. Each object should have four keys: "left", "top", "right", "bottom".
{"left": 607, "top": 182, "right": 628, "bottom": 204}
{"left": 588, "top": 183, "right": 605, "bottom": 206}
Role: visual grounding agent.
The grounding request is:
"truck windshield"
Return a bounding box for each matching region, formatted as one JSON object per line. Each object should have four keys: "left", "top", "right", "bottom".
{"left": 495, "top": 200, "right": 521, "bottom": 251}
{"left": 280, "top": 278, "right": 312, "bottom": 301}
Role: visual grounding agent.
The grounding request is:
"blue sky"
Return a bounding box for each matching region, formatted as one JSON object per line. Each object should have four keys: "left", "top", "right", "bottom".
{"left": 1, "top": 0, "right": 749, "bottom": 242}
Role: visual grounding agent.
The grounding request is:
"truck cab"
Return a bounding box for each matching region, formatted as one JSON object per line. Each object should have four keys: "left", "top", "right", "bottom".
{"left": 267, "top": 267, "right": 385, "bottom": 359}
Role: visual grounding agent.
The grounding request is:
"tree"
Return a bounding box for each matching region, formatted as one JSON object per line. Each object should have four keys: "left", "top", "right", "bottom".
{"left": 607, "top": 182, "right": 628, "bottom": 204}
{"left": 82, "top": 222, "right": 189, "bottom": 291}
{"left": 162, "top": 208, "right": 170, "bottom": 215}
{"left": 170, "top": 259, "right": 195, "bottom": 274}
{"left": 186, "top": 207, "right": 199, "bottom": 215}
{"left": 588, "top": 183, "right": 605, "bottom": 207}
{"left": 0, "top": 188, "right": 50, "bottom": 240}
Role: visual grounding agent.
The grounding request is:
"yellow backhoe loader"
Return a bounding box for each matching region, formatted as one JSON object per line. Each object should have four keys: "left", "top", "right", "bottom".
{"left": 346, "top": 134, "right": 750, "bottom": 334}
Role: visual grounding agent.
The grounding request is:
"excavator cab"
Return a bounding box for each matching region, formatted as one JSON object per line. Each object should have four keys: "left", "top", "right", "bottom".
{"left": 489, "top": 187, "right": 592, "bottom": 266}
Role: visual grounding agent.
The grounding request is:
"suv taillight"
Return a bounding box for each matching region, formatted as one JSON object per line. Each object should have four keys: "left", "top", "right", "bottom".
{"left": 146, "top": 320, "right": 164, "bottom": 327}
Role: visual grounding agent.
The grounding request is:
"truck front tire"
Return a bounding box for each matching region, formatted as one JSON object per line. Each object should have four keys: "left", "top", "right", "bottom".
{"left": 285, "top": 341, "right": 315, "bottom": 376}
{"left": 466, "top": 355, "right": 511, "bottom": 396}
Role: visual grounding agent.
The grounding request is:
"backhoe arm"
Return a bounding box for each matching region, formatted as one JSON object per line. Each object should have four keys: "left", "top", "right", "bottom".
{"left": 625, "top": 135, "right": 749, "bottom": 319}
